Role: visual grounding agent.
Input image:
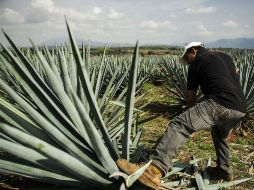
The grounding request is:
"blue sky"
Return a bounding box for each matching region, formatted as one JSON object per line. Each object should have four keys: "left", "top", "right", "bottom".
{"left": 0, "top": 0, "right": 253, "bottom": 46}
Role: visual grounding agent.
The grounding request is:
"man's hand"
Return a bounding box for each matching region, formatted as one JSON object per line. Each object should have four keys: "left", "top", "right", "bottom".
{"left": 186, "top": 90, "right": 197, "bottom": 108}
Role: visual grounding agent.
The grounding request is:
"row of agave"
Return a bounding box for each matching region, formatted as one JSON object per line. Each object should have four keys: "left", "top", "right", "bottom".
{"left": 20, "top": 42, "right": 254, "bottom": 117}
{"left": 19, "top": 41, "right": 254, "bottom": 121}
{"left": 0, "top": 18, "right": 252, "bottom": 189}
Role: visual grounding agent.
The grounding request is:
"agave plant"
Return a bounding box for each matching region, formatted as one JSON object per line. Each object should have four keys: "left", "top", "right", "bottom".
{"left": 232, "top": 50, "right": 254, "bottom": 117}
{"left": 162, "top": 56, "right": 203, "bottom": 108}
{"left": 0, "top": 18, "right": 147, "bottom": 190}
{"left": 139, "top": 56, "right": 166, "bottom": 85}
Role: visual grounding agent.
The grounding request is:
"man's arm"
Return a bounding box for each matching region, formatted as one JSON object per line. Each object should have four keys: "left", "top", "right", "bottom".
{"left": 186, "top": 90, "right": 197, "bottom": 108}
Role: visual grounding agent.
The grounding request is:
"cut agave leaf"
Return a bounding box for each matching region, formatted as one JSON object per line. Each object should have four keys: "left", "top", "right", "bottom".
{"left": 205, "top": 178, "right": 252, "bottom": 190}
{"left": 119, "top": 183, "right": 127, "bottom": 190}
{"left": 163, "top": 159, "right": 202, "bottom": 179}
{"left": 125, "top": 160, "right": 153, "bottom": 187}
{"left": 185, "top": 178, "right": 252, "bottom": 190}
{"left": 202, "top": 157, "right": 211, "bottom": 186}
{"left": 195, "top": 173, "right": 205, "bottom": 190}
{"left": 110, "top": 160, "right": 152, "bottom": 188}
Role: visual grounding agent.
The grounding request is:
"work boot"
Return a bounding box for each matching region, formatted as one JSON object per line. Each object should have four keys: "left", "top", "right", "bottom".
{"left": 206, "top": 166, "right": 233, "bottom": 181}
{"left": 116, "top": 159, "right": 162, "bottom": 190}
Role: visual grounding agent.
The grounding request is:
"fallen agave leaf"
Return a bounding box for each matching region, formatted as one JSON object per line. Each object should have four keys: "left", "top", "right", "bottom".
{"left": 163, "top": 159, "right": 202, "bottom": 179}
{"left": 205, "top": 177, "right": 252, "bottom": 190}
{"left": 161, "top": 180, "right": 180, "bottom": 188}
{"left": 245, "top": 152, "right": 254, "bottom": 162}
{"left": 248, "top": 163, "right": 254, "bottom": 176}
{"left": 109, "top": 171, "right": 129, "bottom": 179}
{"left": 202, "top": 157, "right": 211, "bottom": 185}
{"left": 125, "top": 160, "right": 153, "bottom": 187}
{"left": 195, "top": 174, "right": 205, "bottom": 190}
{"left": 119, "top": 182, "right": 127, "bottom": 190}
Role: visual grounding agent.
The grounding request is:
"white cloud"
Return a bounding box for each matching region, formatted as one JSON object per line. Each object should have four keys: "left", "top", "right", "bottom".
{"left": 93, "top": 7, "right": 103, "bottom": 15}
{"left": 0, "top": 8, "right": 25, "bottom": 25}
{"left": 31, "top": 0, "right": 54, "bottom": 9}
{"left": 1, "top": 0, "right": 253, "bottom": 46}
{"left": 3, "top": 0, "right": 128, "bottom": 44}
{"left": 223, "top": 20, "right": 238, "bottom": 29}
{"left": 26, "top": 1, "right": 91, "bottom": 23}
{"left": 24, "top": 0, "right": 123, "bottom": 24}
{"left": 140, "top": 20, "right": 158, "bottom": 29}
{"left": 197, "top": 24, "right": 213, "bottom": 36}
{"left": 0, "top": 0, "right": 129, "bottom": 46}
{"left": 185, "top": 6, "right": 217, "bottom": 14}
{"left": 140, "top": 20, "right": 177, "bottom": 30}
{"left": 108, "top": 7, "right": 123, "bottom": 19}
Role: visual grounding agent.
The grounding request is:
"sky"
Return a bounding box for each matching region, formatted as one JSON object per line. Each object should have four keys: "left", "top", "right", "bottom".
{"left": 0, "top": 0, "right": 253, "bottom": 46}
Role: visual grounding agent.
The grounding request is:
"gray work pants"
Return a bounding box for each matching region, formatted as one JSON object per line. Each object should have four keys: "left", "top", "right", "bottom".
{"left": 150, "top": 98, "right": 245, "bottom": 176}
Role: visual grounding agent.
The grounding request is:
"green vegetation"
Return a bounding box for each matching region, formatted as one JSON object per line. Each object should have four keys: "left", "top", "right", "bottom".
{"left": 0, "top": 19, "right": 253, "bottom": 189}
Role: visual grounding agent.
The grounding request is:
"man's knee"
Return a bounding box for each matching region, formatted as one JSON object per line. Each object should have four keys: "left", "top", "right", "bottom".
{"left": 169, "top": 118, "right": 194, "bottom": 138}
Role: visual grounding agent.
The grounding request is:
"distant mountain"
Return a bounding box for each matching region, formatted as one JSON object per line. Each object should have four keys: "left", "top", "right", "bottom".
{"left": 140, "top": 38, "right": 254, "bottom": 49}
{"left": 206, "top": 38, "right": 254, "bottom": 49}
{"left": 45, "top": 38, "right": 132, "bottom": 48}
{"left": 44, "top": 37, "right": 254, "bottom": 49}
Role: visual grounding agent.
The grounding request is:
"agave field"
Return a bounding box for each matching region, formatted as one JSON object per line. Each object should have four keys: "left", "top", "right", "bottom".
{"left": 0, "top": 19, "right": 253, "bottom": 190}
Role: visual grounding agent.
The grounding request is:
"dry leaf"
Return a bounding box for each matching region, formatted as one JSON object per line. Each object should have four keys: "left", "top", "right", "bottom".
{"left": 248, "top": 163, "right": 254, "bottom": 176}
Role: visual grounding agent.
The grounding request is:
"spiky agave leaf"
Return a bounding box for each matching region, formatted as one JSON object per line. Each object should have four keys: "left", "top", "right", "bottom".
{"left": 65, "top": 17, "right": 119, "bottom": 160}
{"left": 122, "top": 41, "right": 140, "bottom": 160}
{"left": 237, "top": 55, "right": 254, "bottom": 116}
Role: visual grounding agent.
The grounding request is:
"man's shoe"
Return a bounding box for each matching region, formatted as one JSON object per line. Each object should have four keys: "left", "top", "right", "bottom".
{"left": 206, "top": 166, "right": 233, "bottom": 181}
{"left": 116, "top": 159, "right": 162, "bottom": 190}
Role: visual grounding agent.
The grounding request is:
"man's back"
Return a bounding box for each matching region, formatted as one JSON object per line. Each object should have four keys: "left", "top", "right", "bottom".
{"left": 187, "top": 48, "right": 247, "bottom": 113}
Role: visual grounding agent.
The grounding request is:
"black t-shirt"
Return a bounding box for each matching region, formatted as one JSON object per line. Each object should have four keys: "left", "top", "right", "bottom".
{"left": 187, "top": 48, "right": 247, "bottom": 113}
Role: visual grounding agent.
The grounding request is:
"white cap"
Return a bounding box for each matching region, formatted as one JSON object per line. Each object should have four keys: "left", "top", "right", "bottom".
{"left": 180, "top": 42, "right": 203, "bottom": 59}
